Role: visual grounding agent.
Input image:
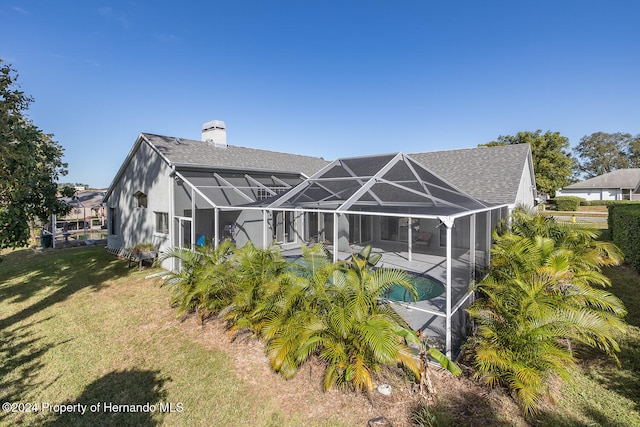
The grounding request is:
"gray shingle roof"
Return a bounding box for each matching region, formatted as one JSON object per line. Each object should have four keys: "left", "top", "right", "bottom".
{"left": 61, "top": 190, "right": 107, "bottom": 208}
{"left": 563, "top": 169, "right": 640, "bottom": 190}
{"left": 409, "top": 144, "right": 532, "bottom": 205}
{"left": 143, "top": 133, "right": 329, "bottom": 177}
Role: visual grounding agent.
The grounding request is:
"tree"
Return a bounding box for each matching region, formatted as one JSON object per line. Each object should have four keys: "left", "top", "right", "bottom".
{"left": 627, "top": 135, "right": 640, "bottom": 168}
{"left": 467, "top": 209, "right": 626, "bottom": 414}
{"left": 0, "top": 60, "right": 71, "bottom": 249}
{"left": 481, "top": 130, "right": 576, "bottom": 196}
{"left": 574, "top": 132, "right": 640, "bottom": 178}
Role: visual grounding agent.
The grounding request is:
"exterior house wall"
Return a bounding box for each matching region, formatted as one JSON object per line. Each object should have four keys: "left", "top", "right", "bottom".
{"left": 515, "top": 161, "right": 535, "bottom": 207}
{"left": 556, "top": 188, "right": 621, "bottom": 201}
{"left": 604, "top": 189, "right": 619, "bottom": 200}
{"left": 337, "top": 213, "right": 350, "bottom": 252}
{"left": 233, "top": 210, "right": 265, "bottom": 247}
{"left": 106, "top": 140, "right": 172, "bottom": 255}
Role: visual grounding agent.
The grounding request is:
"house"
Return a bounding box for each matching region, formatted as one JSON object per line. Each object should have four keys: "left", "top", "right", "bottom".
{"left": 410, "top": 143, "right": 537, "bottom": 209}
{"left": 60, "top": 189, "right": 108, "bottom": 229}
{"left": 45, "top": 189, "right": 108, "bottom": 247}
{"left": 103, "top": 121, "right": 328, "bottom": 259}
{"left": 103, "top": 121, "right": 534, "bottom": 357}
{"left": 556, "top": 169, "right": 640, "bottom": 201}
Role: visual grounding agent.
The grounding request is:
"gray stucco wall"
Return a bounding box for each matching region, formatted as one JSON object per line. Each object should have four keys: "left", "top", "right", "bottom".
{"left": 515, "top": 161, "right": 535, "bottom": 207}
{"left": 106, "top": 140, "right": 172, "bottom": 258}
{"left": 234, "top": 210, "right": 265, "bottom": 247}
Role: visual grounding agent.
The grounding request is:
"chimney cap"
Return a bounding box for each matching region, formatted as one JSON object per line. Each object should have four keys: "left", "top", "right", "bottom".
{"left": 202, "top": 120, "right": 225, "bottom": 132}
{"left": 202, "top": 119, "right": 227, "bottom": 146}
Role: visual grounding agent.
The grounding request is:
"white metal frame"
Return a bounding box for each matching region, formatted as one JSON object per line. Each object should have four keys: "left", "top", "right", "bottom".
{"left": 166, "top": 154, "right": 508, "bottom": 358}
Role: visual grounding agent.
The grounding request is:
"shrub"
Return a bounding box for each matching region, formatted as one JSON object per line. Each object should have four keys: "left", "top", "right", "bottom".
{"left": 553, "top": 196, "right": 582, "bottom": 211}
{"left": 582, "top": 200, "right": 638, "bottom": 207}
{"left": 467, "top": 209, "right": 626, "bottom": 414}
{"left": 609, "top": 204, "right": 640, "bottom": 272}
{"left": 159, "top": 240, "right": 235, "bottom": 323}
{"left": 130, "top": 242, "right": 156, "bottom": 254}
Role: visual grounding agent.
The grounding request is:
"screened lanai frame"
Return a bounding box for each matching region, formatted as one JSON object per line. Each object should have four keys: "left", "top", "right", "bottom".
{"left": 169, "top": 154, "right": 509, "bottom": 358}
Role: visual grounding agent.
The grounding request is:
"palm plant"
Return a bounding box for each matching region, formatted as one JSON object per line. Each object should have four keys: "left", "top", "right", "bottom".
{"left": 319, "top": 257, "right": 420, "bottom": 391}
{"left": 261, "top": 244, "right": 421, "bottom": 392}
{"left": 222, "top": 242, "right": 289, "bottom": 337}
{"left": 159, "top": 239, "right": 235, "bottom": 324}
{"left": 467, "top": 209, "right": 627, "bottom": 414}
{"left": 261, "top": 244, "right": 337, "bottom": 378}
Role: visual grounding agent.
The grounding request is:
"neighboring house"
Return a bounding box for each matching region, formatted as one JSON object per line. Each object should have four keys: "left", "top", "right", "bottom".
{"left": 59, "top": 189, "right": 108, "bottom": 229}
{"left": 104, "top": 121, "right": 535, "bottom": 358}
{"left": 556, "top": 169, "right": 640, "bottom": 201}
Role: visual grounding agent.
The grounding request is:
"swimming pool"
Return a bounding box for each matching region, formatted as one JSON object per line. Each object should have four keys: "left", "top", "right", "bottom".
{"left": 385, "top": 274, "right": 445, "bottom": 302}
{"left": 285, "top": 256, "right": 445, "bottom": 302}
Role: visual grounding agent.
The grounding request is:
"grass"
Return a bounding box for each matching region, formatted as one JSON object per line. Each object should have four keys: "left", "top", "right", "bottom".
{"left": 530, "top": 249, "right": 640, "bottom": 426}
{"left": 2, "top": 242, "right": 639, "bottom": 426}
{"left": 540, "top": 205, "right": 609, "bottom": 213}
{"left": 0, "top": 246, "right": 352, "bottom": 426}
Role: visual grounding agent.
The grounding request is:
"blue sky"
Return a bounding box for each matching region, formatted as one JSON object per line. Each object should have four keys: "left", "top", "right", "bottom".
{"left": 3, "top": 1, "right": 639, "bottom": 188}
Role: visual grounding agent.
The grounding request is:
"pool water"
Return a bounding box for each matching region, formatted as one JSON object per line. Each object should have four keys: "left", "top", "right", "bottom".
{"left": 385, "top": 275, "right": 445, "bottom": 302}
{"left": 285, "top": 256, "right": 445, "bottom": 302}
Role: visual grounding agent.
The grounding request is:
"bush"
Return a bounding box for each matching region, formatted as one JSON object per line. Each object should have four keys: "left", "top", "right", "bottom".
{"left": 582, "top": 200, "right": 639, "bottom": 207}
{"left": 553, "top": 196, "right": 583, "bottom": 211}
{"left": 130, "top": 242, "right": 156, "bottom": 254}
{"left": 609, "top": 204, "right": 640, "bottom": 272}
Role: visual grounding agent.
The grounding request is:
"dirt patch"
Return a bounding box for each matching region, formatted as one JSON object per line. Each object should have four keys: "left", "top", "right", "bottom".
{"left": 174, "top": 314, "right": 529, "bottom": 426}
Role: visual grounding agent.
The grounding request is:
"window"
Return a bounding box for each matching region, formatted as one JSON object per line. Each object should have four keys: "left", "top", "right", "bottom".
{"left": 272, "top": 210, "right": 296, "bottom": 243}
{"left": 109, "top": 207, "right": 116, "bottom": 235}
{"left": 348, "top": 215, "right": 372, "bottom": 244}
{"left": 380, "top": 217, "right": 398, "bottom": 241}
{"left": 155, "top": 212, "right": 169, "bottom": 234}
{"left": 257, "top": 186, "right": 288, "bottom": 200}
{"left": 381, "top": 217, "right": 418, "bottom": 242}
{"left": 134, "top": 191, "right": 147, "bottom": 208}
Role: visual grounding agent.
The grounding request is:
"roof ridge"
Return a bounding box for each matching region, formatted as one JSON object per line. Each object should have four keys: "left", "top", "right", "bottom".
{"left": 410, "top": 143, "right": 530, "bottom": 156}
{"left": 141, "top": 132, "right": 326, "bottom": 160}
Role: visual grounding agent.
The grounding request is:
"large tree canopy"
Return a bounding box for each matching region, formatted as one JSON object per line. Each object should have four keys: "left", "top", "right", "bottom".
{"left": 481, "top": 130, "right": 575, "bottom": 196}
{"left": 0, "top": 60, "right": 71, "bottom": 249}
{"left": 574, "top": 132, "right": 640, "bottom": 178}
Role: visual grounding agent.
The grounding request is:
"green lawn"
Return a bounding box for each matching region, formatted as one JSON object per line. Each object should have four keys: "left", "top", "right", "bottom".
{"left": 2, "top": 244, "right": 639, "bottom": 426}
{"left": 0, "top": 247, "right": 353, "bottom": 427}
{"left": 531, "top": 266, "right": 640, "bottom": 426}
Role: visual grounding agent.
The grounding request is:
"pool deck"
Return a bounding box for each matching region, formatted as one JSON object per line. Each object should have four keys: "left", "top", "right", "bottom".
{"left": 281, "top": 242, "right": 489, "bottom": 357}
{"left": 281, "top": 245, "right": 448, "bottom": 278}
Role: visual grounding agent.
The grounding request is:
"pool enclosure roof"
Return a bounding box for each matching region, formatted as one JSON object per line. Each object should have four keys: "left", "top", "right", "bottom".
{"left": 249, "top": 153, "right": 497, "bottom": 218}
